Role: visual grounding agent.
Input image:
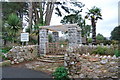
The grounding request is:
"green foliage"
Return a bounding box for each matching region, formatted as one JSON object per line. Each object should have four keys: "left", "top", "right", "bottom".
{"left": 92, "top": 46, "right": 116, "bottom": 55}
{"left": 111, "top": 25, "right": 120, "bottom": 42}
{"left": 61, "top": 14, "right": 82, "bottom": 24}
{"left": 2, "top": 2, "right": 27, "bottom": 21}
{"left": 85, "top": 6, "right": 102, "bottom": 45}
{"left": 87, "top": 38, "right": 92, "bottom": 43}
{"left": 52, "top": 67, "right": 70, "bottom": 80}
{"left": 29, "top": 35, "right": 38, "bottom": 44}
{"left": 6, "top": 13, "right": 21, "bottom": 43}
{"left": 48, "top": 34, "right": 53, "bottom": 42}
{"left": 61, "top": 13, "right": 91, "bottom": 37}
{"left": 0, "top": 55, "right": 8, "bottom": 60}
{"left": 81, "top": 25, "right": 91, "bottom": 37}
{"left": 2, "top": 47, "right": 12, "bottom": 53}
{"left": 111, "top": 40, "right": 119, "bottom": 45}
{"left": 96, "top": 33, "right": 106, "bottom": 41}
{"left": 114, "top": 49, "right": 120, "bottom": 57}
{"left": 102, "top": 40, "right": 112, "bottom": 45}
{"left": 7, "top": 13, "right": 21, "bottom": 27}
{"left": 92, "top": 46, "right": 108, "bottom": 55}
{"left": 85, "top": 6, "right": 102, "bottom": 21}
{"left": 0, "top": 47, "right": 11, "bottom": 60}
{"left": 105, "top": 47, "right": 115, "bottom": 55}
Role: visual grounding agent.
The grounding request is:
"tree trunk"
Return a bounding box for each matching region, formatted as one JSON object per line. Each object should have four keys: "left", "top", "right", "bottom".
{"left": 91, "top": 18, "right": 96, "bottom": 45}
{"left": 33, "top": 2, "right": 40, "bottom": 25}
{"left": 39, "top": 2, "right": 43, "bottom": 24}
{"left": 45, "top": 2, "right": 55, "bottom": 25}
{"left": 28, "top": 2, "right": 33, "bottom": 33}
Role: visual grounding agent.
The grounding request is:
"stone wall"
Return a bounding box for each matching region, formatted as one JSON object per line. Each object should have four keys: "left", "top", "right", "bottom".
{"left": 64, "top": 53, "right": 119, "bottom": 78}
{"left": 7, "top": 45, "right": 38, "bottom": 64}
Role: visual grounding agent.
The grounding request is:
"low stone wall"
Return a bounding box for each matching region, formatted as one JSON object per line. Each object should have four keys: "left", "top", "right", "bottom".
{"left": 7, "top": 45, "right": 38, "bottom": 64}
{"left": 64, "top": 53, "right": 119, "bottom": 78}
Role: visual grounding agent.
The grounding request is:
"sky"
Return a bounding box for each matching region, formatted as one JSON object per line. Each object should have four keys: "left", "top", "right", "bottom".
{"left": 50, "top": 0, "right": 119, "bottom": 38}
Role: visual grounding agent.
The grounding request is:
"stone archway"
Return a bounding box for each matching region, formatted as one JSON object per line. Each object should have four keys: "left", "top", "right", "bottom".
{"left": 39, "top": 24, "right": 82, "bottom": 55}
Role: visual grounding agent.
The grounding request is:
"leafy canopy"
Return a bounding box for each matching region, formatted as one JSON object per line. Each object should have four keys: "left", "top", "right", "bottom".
{"left": 111, "top": 25, "right": 120, "bottom": 41}
{"left": 85, "top": 6, "right": 102, "bottom": 21}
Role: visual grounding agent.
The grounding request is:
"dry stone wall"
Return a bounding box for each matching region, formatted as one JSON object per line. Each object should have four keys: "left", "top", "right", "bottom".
{"left": 64, "top": 53, "right": 120, "bottom": 78}
{"left": 7, "top": 45, "right": 38, "bottom": 64}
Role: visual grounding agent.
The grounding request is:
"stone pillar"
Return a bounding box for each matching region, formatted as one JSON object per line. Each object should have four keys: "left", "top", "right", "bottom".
{"left": 77, "top": 28, "right": 82, "bottom": 44}
{"left": 68, "top": 25, "right": 82, "bottom": 47}
{"left": 39, "top": 29, "right": 48, "bottom": 55}
{"left": 52, "top": 32, "right": 59, "bottom": 42}
{"left": 68, "top": 26, "right": 78, "bottom": 47}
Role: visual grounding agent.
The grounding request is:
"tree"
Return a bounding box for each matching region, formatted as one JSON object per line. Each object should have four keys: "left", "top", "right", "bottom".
{"left": 2, "top": 2, "right": 27, "bottom": 21}
{"left": 96, "top": 33, "right": 106, "bottom": 41}
{"left": 27, "top": 1, "right": 84, "bottom": 33}
{"left": 111, "top": 25, "right": 120, "bottom": 41}
{"left": 61, "top": 14, "right": 91, "bottom": 38}
{"left": 2, "top": 1, "right": 84, "bottom": 33}
{"left": 28, "top": 1, "right": 33, "bottom": 33}
{"left": 85, "top": 6, "right": 102, "bottom": 45}
{"left": 61, "top": 14, "right": 82, "bottom": 24}
{"left": 6, "top": 13, "right": 21, "bottom": 43}
{"left": 78, "top": 20, "right": 91, "bottom": 37}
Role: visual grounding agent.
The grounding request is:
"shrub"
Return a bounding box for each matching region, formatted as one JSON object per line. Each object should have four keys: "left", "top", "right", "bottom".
{"left": 52, "top": 66, "right": 70, "bottom": 80}
{"left": 105, "top": 47, "right": 114, "bottom": 55}
{"left": 92, "top": 46, "right": 107, "bottom": 55}
{"left": 87, "top": 38, "right": 92, "bottom": 43}
{"left": 114, "top": 49, "right": 120, "bottom": 57}
{"left": 2, "top": 47, "right": 12, "bottom": 53}
{"left": 0, "top": 54, "right": 8, "bottom": 60}
{"left": 103, "top": 40, "right": 112, "bottom": 45}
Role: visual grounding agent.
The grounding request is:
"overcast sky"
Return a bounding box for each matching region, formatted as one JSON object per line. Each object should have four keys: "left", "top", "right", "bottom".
{"left": 50, "top": 0, "right": 119, "bottom": 37}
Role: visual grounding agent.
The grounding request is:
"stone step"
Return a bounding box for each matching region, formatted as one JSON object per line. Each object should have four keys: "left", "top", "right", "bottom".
{"left": 40, "top": 57, "right": 64, "bottom": 60}
{"left": 43, "top": 55, "right": 64, "bottom": 58}
{"left": 40, "top": 55, "right": 64, "bottom": 60}
{"left": 37, "top": 58, "right": 64, "bottom": 63}
{"left": 38, "top": 55, "right": 64, "bottom": 63}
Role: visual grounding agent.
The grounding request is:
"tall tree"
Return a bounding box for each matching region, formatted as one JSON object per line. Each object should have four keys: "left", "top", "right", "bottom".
{"left": 111, "top": 25, "right": 120, "bottom": 41}
{"left": 85, "top": 6, "right": 102, "bottom": 45}
{"left": 28, "top": 1, "right": 33, "bottom": 33}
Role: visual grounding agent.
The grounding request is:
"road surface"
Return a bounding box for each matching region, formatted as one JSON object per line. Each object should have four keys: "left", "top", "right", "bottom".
{"left": 1, "top": 66, "right": 53, "bottom": 80}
